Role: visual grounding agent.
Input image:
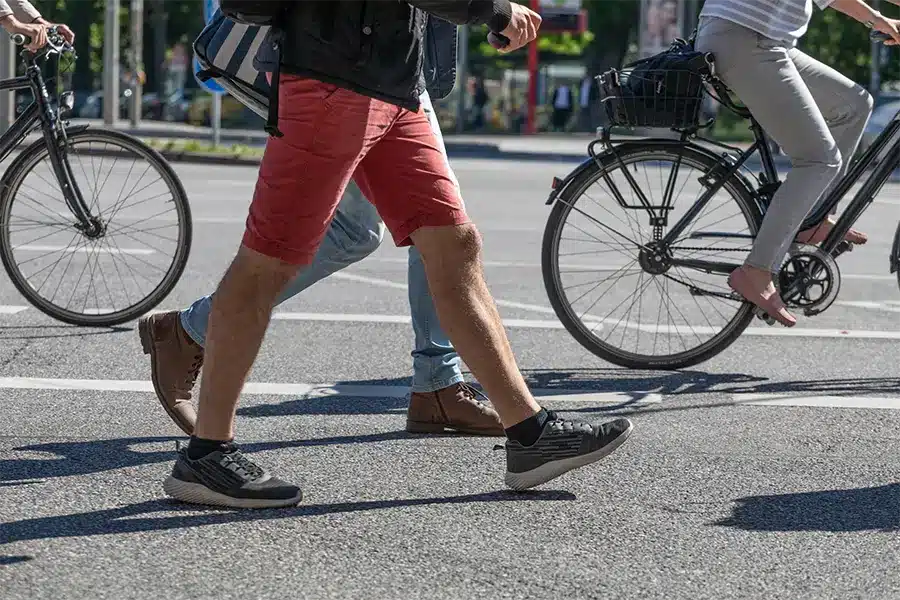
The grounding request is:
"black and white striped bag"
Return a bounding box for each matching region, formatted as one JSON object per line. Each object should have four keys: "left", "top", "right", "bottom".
{"left": 193, "top": 8, "right": 278, "bottom": 133}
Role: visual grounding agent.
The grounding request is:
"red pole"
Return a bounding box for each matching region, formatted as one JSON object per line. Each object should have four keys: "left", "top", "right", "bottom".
{"left": 527, "top": 0, "right": 540, "bottom": 134}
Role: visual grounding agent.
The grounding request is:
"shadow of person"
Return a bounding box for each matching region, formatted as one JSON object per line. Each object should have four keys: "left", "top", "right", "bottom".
{"left": 715, "top": 483, "right": 900, "bottom": 533}
{"left": 0, "top": 490, "right": 576, "bottom": 546}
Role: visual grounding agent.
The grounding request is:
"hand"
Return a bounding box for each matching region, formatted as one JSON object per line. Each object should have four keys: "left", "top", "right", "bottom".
{"left": 52, "top": 23, "right": 75, "bottom": 45}
{"left": 0, "top": 17, "right": 48, "bottom": 51}
{"left": 496, "top": 2, "right": 542, "bottom": 53}
{"left": 874, "top": 15, "right": 900, "bottom": 45}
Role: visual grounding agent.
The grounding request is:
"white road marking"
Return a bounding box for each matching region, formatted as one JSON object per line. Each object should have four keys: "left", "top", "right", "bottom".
{"left": 271, "top": 311, "right": 593, "bottom": 330}
{"left": 0, "top": 377, "right": 661, "bottom": 405}
{"left": 13, "top": 244, "right": 155, "bottom": 256}
{"left": 734, "top": 393, "right": 900, "bottom": 410}
{"left": 330, "top": 272, "right": 561, "bottom": 315}
{"left": 0, "top": 305, "right": 28, "bottom": 314}
{"left": 836, "top": 300, "right": 900, "bottom": 313}
{"left": 269, "top": 311, "right": 900, "bottom": 339}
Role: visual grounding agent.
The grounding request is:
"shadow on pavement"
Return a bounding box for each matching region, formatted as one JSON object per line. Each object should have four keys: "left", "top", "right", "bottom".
{"left": 0, "top": 324, "right": 129, "bottom": 340}
{"left": 0, "top": 490, "right": 575, "bottom": 546}
{"left": 0, "top": 431, "right": 438, "bottom": 482}
{"left": 0, "top": 555, "right": 33, "bottom": 566}
{"left": 715, "top": 483, "right": 900, "bottom": 533}
{"left": 238, "top": 369, "right": 900, "bottom": 420}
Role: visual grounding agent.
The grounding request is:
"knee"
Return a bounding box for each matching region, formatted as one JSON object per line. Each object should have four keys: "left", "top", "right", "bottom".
{"left": 414, "top": 223, "right": 483, "bottom": 266}
{"left": 858, "top": 88, "right": 875, "bottom": 116}
{"left": 347, "top": 222, "right": 385, "bottom": 259}
{"left": 228, "top": 245, "right": 301, "bottom": 297}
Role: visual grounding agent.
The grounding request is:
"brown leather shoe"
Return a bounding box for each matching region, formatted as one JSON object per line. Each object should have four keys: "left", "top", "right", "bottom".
{"left": 406, "top": 382, "right": 503, "bottom": 436}
{"left": 138, "top": 311, "right": 203, "bottom": 435}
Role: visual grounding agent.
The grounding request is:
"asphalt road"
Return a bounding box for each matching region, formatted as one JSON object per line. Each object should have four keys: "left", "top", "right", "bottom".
{"left": 3, "top": 154, "right": 900, "bottom": 600}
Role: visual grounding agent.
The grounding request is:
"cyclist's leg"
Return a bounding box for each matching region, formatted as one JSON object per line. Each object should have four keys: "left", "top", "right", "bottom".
{"left": 791, "top": 48, "right": 874, "bottom": 244}
{"left": 180, "top": 181, "right": 385, "bottom": 346}
{"left": 695, "top": 17, "right": 843, "bottom": 324}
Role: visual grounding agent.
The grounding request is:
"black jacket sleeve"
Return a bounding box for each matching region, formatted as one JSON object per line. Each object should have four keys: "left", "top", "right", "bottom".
{"left": 407, "top": 0, "right": 513, "bottom": 32}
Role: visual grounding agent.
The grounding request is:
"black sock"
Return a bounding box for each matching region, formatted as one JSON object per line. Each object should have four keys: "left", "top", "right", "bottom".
{"left": 186, "top": 435, "right": 233, "bottom": 460}
{"left": 505, "top": 408, "right": 549, "bottom": 447}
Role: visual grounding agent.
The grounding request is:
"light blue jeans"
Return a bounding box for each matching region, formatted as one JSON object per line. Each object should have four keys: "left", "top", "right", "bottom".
{"left": 179, "top": 91, "right": 464, "bottom": 393}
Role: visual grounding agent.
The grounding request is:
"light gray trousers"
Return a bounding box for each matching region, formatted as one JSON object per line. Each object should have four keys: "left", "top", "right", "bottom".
{"left": 695, "top": 16, "right": 873, "bottom": 273}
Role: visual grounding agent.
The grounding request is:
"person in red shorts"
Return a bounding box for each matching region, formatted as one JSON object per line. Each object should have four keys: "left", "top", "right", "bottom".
{"left": 161, "top": 0, "right": 635, "bottom": 509}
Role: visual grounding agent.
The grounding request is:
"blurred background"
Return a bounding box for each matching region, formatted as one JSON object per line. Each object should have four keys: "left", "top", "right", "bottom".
{"left": 10, "top": 0, "right": 900, "bottom": 144}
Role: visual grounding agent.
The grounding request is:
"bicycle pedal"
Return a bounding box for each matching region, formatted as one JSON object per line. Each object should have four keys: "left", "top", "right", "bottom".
{"left": 753, "top": 306, "right": 776, "bottom": 326}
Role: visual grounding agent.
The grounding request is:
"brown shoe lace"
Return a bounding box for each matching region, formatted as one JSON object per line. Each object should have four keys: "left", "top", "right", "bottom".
{"left": 457, "top": 381, "right": 490, "bottom": 405}
{"left": 185, "top": 352, "right": 204, "bottom": 388}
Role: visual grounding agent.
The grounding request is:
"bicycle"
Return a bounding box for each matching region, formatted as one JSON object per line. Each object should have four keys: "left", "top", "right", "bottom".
{"left": 0, "top": 27, "right": 192, "bottom": 327}
{"left": 540, "top": 32, "right": 900, "bottom": 370}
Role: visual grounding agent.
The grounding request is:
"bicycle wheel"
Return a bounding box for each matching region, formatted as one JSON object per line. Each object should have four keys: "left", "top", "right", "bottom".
{"left": 542, "top": 143, "right": 761, "bottom": 370}
{"left": 0, "top": 128, "right": 192, "bottom": 327}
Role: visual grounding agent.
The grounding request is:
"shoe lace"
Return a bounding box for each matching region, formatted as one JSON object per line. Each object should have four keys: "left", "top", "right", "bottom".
{"left": 221, "top": 448, "right": 265, "bottom": 480}
{"left": 185, "top": 352, "right": 203, "bottom": 387}
{"left": 458, "top": 382, "right": 490, "bottom": 405}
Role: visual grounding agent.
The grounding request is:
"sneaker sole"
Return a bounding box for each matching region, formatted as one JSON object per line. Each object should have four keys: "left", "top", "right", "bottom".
{"left": 138, "top": 314, "right": 195, "bottom": 436}
{"left": 163, "top": 476, "right": 303, "bottom": 509}
{"left": 504, "top": 420, "right": 634, "bottom": 491}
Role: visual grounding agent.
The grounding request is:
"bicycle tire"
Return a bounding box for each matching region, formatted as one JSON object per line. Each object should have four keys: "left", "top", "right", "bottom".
{"left": 0, "top": 127, "right": 192, "bottom": 327}
{"left": 541, "top": 143, "right": 761, "bottom": 370}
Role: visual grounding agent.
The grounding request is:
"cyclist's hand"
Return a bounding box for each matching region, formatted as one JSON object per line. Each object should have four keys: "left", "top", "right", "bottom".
{"left": 496, "top": 2, "right": 542, "bottom": 53}
{"left": 874, "top": 16, "right": 900, "bottom": 46}
{"left": 53, "top": 23, "right": 75, "bottom": 45}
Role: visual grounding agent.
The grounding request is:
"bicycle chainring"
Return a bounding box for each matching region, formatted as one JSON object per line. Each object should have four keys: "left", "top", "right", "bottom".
{"left": 777, "top": 243, "right": 841, "bottom": 317}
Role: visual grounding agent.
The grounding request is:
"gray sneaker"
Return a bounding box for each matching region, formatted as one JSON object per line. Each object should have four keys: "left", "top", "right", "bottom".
{"left": 503, "top": 413, "right": 633, "bottom": 491}
{"left": 163, "top": 443, "right": 303, "bottom": 509}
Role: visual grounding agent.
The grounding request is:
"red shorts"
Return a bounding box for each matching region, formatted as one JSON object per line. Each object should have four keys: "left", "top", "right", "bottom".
{"left": 242, "top": 75, "right": 470, "bottom": 264}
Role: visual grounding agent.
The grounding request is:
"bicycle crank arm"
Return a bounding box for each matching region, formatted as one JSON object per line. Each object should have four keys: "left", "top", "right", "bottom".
{"left": 668, "top": 257, "right": 741, "bottom": 275}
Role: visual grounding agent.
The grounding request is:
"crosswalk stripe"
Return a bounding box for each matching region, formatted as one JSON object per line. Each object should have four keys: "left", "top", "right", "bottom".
{"left": 0, "top": 305, "right": 28, "bottom": 314}
{"left": 734, "top": 393, "right": 900, "bottom": 410}
{"left": 0, "top": 377, "right": 662, "bottom": 405}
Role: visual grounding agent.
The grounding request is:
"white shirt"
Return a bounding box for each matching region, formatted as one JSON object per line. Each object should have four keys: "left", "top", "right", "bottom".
{"left": 700, "top": 0, "right": 835, "bottom": 44}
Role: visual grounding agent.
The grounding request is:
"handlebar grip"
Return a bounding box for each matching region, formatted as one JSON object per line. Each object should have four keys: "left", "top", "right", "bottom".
{"left": 870, "top": 29, "right": 894, "bottom": 43}
{"left": 488, "top": 32, "right": 510, "bottom": 49}
{"left": 10, "top": 33, "right": 25, "bottom": 46}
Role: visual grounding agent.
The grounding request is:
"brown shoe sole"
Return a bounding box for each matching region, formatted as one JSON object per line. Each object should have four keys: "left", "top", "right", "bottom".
{"left": 406, "top": 419, "right": 503, "bottom": 436}
{"left": 139, "top": 315, "right": 195, "bottom": 436}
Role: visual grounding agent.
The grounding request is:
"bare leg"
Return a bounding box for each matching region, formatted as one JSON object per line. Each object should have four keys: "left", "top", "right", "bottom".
{"left": 193, "top": 245, "right": 300, "bottom": 441}
{"left": 409, "top": 224, "right": 540, "bottom": 428}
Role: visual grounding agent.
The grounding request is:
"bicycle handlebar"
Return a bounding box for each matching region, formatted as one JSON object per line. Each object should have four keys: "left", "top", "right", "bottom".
{"left": 488, "top": 32, "right": 510, "bottom": 49}
{"left": 870, "top": 29, "right": 896, "bottom": 44}
{"left": 8, "top": 25, "right": 73, "bottom": 60}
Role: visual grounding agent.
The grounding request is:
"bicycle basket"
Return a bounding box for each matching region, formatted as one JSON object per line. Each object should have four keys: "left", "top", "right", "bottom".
{"left": 597, "top": 66, "right": 706, "bottom": 129}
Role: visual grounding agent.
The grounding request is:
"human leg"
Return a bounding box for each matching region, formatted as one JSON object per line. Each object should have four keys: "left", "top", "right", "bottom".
{"left": 791, "top": 48, "right": 874, "bottom": 245}
{"left": 695, "top": 18, "right": 845, "bottom": 326}
{"left": 355, "top": 104, "right": 633, "bottom": 489}
{"left": 162, "top": 76, "right": 379, "bottom": 508}
{"left": 139, "top": 179, "right": 385, "bottom": 436}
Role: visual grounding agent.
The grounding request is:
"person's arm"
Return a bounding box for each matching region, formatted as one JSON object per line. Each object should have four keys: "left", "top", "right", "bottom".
{"left": 825, "top": 0, "right": 900, "bottom": 44}
{"left": 406, "top": 0, "right": 512, "bottom": 31}
{"left": 407, "top": 0, "right": 541, "bottom": 54}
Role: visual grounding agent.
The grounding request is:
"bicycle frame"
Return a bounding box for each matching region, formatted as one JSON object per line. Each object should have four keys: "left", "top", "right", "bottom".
{"left": 0, "top": 46, "right": 95, "bottom": 231}
{"left": 626, "top": 104, "right": 900, "bottom": 278}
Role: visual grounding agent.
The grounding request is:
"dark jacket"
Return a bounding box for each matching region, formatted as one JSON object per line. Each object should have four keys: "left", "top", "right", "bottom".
{"left": 254, "top": 1, "right": 511, "bottom": 111}
{"left": 422, "top": 16, "right": 459, "bottom": 101}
